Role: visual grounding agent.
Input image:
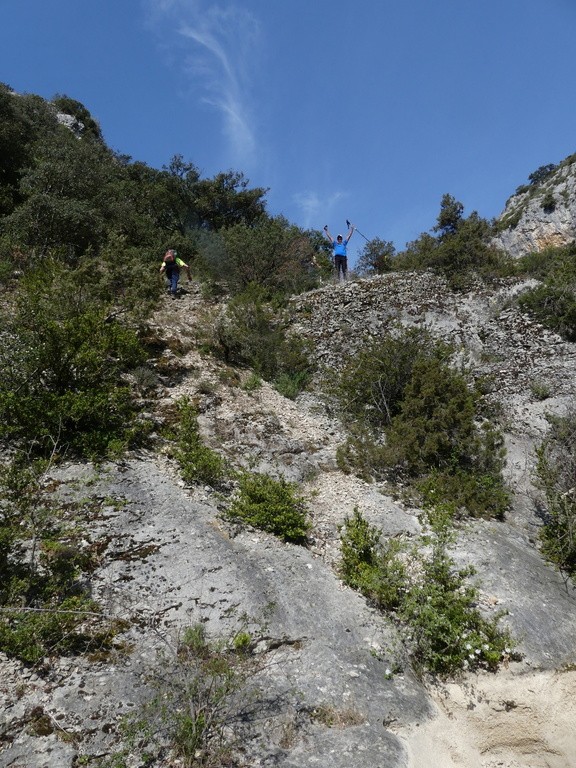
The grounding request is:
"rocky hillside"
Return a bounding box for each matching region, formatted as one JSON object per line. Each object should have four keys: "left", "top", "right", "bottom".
{"left": 492, "top": 153, "right": 576, "bottom": 257}
{"left": 2, "top": 275, "right": 576, "bottom": 768}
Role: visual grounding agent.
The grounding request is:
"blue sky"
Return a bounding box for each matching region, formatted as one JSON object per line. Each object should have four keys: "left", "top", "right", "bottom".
{"left": 2, "top": 0, "right": 576, "bottom": 265}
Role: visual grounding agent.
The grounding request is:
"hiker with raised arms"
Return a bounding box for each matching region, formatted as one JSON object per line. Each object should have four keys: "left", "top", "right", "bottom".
{"left": 159, "top": 248, "right": 191, "bottom": 299}
{"left": 323, "top": 222, "right": 355, "bottom": 281}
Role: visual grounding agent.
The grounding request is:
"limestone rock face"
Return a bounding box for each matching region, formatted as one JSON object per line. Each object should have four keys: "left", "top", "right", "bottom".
{"left": 55, "top": 111, "right": 85, "bottom": 138}
{"left": 3, "top": 277, "right": 576, "bottom": 768}
{"left": 492, "top": 155, "right": 576, "bottom": 257}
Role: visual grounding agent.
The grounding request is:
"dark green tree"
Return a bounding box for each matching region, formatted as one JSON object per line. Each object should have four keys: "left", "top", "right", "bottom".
{"left": 218, "top": 216, "right": 319, "bottom": 296}
{"left": 397, "top": 195, "right": 504, "bottom": 287}
{"left": 193, "top": 170, "right": 268, "bottom": 230}
{"left": 0, "top": 85, "right": 33, "bottom": 215}
{"left": 333, "top": 328, "right": 508, "bottom": 517}
{"left": 0, "top": 261, "right": 146, "bottom": 456}
{"left": 528, "top": 163, "right": 558, "bottom": 186}
{"left": 333, "top": 327, "right": 445, "bottom": 431}
{"left": 383, "top": 356, "right": 476, "bottom": 474}
{"left": 433, "top": 193, "right": 464, "bottom": 238}
{"left": 355, "top": 237, "right": 396, "bottom": 275}
{"left": 2, "top": 127, "right": 115, "bottom": 257}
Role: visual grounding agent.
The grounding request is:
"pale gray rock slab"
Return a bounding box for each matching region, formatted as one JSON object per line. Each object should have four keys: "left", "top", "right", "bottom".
{"left": 10, "top": 458, "right": 431, "bottom": 767}
{"left": 455, "top": 519, "right": 576, "bottom": 668}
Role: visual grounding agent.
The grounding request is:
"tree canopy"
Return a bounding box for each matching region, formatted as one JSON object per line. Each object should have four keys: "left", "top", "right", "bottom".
{"left": 0, "top": 85, "right": 327, "bottom": 458}
{"left": 394, "top": 193, "right": 506, "bottom": 287}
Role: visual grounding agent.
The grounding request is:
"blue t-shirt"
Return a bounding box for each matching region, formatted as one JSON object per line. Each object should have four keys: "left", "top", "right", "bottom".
{"left": 333, "top": 239, "right": 348, "bottom": 256}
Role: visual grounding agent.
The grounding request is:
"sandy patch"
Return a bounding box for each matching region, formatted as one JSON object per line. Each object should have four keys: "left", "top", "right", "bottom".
{"left": 401, "top": 668, "right": 576, "bottom": 768}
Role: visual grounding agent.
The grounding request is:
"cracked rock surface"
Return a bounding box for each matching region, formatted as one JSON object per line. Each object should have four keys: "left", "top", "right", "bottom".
{"left": 2, "top": 275, "right": 576, "bottom": 767}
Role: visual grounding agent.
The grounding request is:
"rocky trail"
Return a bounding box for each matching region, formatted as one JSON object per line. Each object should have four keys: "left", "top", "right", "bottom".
{"left": 2, "top": 276, "right": 576, "bottom": 767}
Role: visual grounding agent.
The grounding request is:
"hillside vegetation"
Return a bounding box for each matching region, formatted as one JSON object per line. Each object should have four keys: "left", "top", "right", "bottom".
{"left": 2, "top": 86, "right": 576, "bottom": 767}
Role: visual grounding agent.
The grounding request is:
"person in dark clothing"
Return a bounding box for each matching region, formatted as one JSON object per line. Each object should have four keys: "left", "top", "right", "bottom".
{"left": 159, "top": 249, "right": 191, "bottom": 298}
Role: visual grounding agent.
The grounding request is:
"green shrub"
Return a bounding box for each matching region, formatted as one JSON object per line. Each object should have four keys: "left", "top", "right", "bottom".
{"left": 336, "top": 427, "right": 388, "bottom": 482}
{"left": 518, "top": 284, "right": 576, "bottom": 342}
{"left": 332, "top": 329, "right": 509, "bottom": 517}
{"left": 339, "top": 509, "right": 407, "bottom": 609}
{"left": 516, "top": 243, "right": 576, "bottom": 342}
{"left": 536, "top": 410, "right": 576, "bottom": 572}
{"left": 273, "top": 370, "right": 309, "bottom": 399}
{"left": 401, "top": 533, "right": 513, "bottom": 676}
{"left": 0, "top": 457, "right": 125, "bottom": 663}
{"left": 339, "top": 510, "right": 515, "bottom": 677}
{"left": 332, "top": 326, "right": 446, "bottom": 432}
{"left": 416, "top": 465, "right": 509, "bottom": 520}
{"left": 226, "top": 472, "right": 311, "bottom": 544}
{"left": 241, "top": 372, "right": 262, "bottom": 392}
{"left": 211, "top": 285, "right": 314, "bottom": 396}
{"left": 540, "top": 190, "right": 556, "bottom": 212}
{"left": 338, "top": 508, "right": 381, "bottom": 591}
{"left": 530, "top": 379, "right": 551, "bottom": 401}
{"left": 110, "top": 622, "right": 266, "bottom": 768}
{"left": 174, "top": 399, "right": 227, "bottom": 487}
{"left": 0, "top": 260, "right": 147, "bottom": 457}
{"left": 0, "top": 597, "right": 107, "bottom": 664}
{"left": 516, "top": 244, "right": 573, "bottom": 281}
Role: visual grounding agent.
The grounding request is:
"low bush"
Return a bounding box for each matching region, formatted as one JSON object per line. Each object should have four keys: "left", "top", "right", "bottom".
{"left": 241, "top": 372, "right": 262, "bottom": 392}
{"left": 332, "top": 328, "right": 509, "bottom": 517}
{"left": 0, "top": 457, "right": 125, "bottom": 663}
{"left": 174, "top": 398, "right": 228, "bottom": 487}
{"left": 339, "top": 508, "right": 407, "bottom": 609}
{"left": 540, "top": 190, "right": 556, "bottom": 212}
{"left": 518, "top": 284, "right": 576, "bottom": 342}
{"left": 0, "top": 598, "right": 116, "bottom": 664}
{"left": 273, "top": 370, "right": 309, "bottom": 400}
{"left": 416, "top": 464, "right": 509, "bottom": 520}
{"left": 339, "top": 508, "right": 516, "bottom": 677}
{"left": 226, "top": 472, "right": 311, "bottom": 544}
{"left": 0, "top": 260, "right": 147, "bottom": 458}
{"left": 516, "top": 243, "right": 576, "bottom": 342}
{"left": 536, "top": 409, "right": 576, "bottom": 572}
{"left": 530, "top": 379, "right": 551, "bottom": 401}
{"left": 98, "top": 622, "right": 267, "bottom": 768}
{"left": 336, "top": 426, "right": 388, "bottom": 482}
{"left": 210, "top": 284, "right": 314, "bottom": 398}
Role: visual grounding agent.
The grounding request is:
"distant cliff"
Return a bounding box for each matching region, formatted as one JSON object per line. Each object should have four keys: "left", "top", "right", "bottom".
{"left": 492, "top": 153, "right": 576, "bottom": 257}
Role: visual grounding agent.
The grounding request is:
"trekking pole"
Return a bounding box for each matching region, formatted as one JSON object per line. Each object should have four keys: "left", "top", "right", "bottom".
{"left": 346, "top": 219, "right": 370, "bottom": 242}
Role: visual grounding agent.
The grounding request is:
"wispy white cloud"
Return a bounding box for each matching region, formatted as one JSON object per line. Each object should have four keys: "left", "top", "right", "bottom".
{"left": 145, "top": 0, "right": 260, "bottom": 166}
{"left": 292, "top": 190, "right": 346, "bottom": 229}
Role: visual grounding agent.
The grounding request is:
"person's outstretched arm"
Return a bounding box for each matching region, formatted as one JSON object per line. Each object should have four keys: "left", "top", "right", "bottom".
{"left": 323, "top": 225, "right": 334, "bottom": 243}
